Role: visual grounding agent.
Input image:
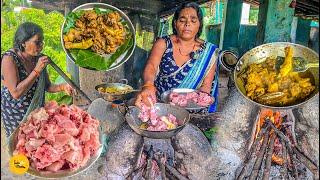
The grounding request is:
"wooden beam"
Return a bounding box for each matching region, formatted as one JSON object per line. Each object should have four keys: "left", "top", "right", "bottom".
{"left": 256, "top": 0, "right": 295, "bottom": 44}
{"left": 219, "top": 0, "right": 243, "bottom": 52}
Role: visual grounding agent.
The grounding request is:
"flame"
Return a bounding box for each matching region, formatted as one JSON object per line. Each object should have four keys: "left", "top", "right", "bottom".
{"left": 272, "top": 154, "right": 284, "bottom": 165}
{"left": 255, "top": 108, "right": 285, "bottom": 165}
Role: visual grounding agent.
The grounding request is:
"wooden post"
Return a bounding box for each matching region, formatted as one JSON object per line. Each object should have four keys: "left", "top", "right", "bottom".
{"left": 256, "top": 0, "right": 295, "bottom": 45}
{"left": 295, "top": 18, "right": 312, "bottom": 46}
{"left": 219, "top": 0, "right": 243, "bottom": 52}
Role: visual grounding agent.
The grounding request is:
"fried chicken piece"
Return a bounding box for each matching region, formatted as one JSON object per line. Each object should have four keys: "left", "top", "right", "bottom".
{"left": 65, "top": 38, "right": 93, "bottom": 49}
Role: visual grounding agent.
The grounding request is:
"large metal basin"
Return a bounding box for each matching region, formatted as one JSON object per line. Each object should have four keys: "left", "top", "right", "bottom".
{"left": 8, "top": 118, "right": 103, "bottom": 179}
{"left": 234, "top": 42, "right": 319, "bottom": 109}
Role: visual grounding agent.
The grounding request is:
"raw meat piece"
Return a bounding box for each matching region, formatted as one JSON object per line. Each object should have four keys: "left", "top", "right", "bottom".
{"left": 138, "top": 104, "right": 181, "bottom": 131}
{"left": 14, "top": 102, "right": 101, "bottom": 172}
{"left": 169, "top": 91, "right": 213, "bottom": 107}
{"left": 46, "top": 160, "right": 65, "bottom": 172}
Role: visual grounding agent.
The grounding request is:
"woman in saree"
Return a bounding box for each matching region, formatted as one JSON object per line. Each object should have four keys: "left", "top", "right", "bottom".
{"left": 1, "top": 22, "right": 74, "bottom": 138}
{"left": 135, "top": 2, "right": 220, "bottom": 113}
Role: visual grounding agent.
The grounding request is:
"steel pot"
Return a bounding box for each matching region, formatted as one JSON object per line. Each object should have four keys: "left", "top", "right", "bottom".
{"left": 233, "top": 42, "right": 319, "bottom": 109}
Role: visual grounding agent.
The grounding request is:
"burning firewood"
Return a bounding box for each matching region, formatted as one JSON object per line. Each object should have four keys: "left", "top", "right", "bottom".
{"left": 280, "top": 138, "right": 289, "bottom": 179}
{"left": 249, "top": 127, "right": 271, "bottom": 180}
{"left": 262, "top": 133, "right": 276, "bottom": 180}
{"left": 237, "top": 123, "right": 270, "bottom": 180}
{"left": 293, "top": 147, "right": 319, "bottom": 178}
{"left": 145, "top": 145, "right": 155, "bottom": 180}
{"left": 237, "top": 109, "right": 319, "bottom": 180}
{"left": 266, "top": 119, "right": 299, "bottom": 179}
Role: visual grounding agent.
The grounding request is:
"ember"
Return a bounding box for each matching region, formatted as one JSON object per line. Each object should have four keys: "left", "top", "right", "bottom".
{"left": 236, "top": 109, "right": 319, "bottom": 180}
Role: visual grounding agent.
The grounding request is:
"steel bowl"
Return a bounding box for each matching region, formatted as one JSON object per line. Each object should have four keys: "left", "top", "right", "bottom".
{"left": 233, "top": 42, "right": 319, "bottom": 109}
{"left": 60, "top": 3, "right": 136, "bottom": 71}
{"left": 160, "top": 88, "right": 214, "bottom": 113}
{"left": 95, "top": 79, "right": 137, "bottom": 102}
{"left": 8, "top": 122, "right": 103, "bottom": 179}
{"left": 125, "top": 103, "right": 190, "bottom": 139}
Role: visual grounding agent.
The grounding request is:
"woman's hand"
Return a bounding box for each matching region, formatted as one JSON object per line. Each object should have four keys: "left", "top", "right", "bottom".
{"left": 34, "top": 56, "right": 49, "bottom": 72}
{"left": 60, "top": 84, "right": 75, "bottom": 96}
{"left": 135, "top": 85, "right": 157, "bottom": 108}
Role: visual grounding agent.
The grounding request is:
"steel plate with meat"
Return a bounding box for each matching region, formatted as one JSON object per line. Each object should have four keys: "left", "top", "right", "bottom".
{"left": 10, "top": 101, "right": 102, "bottom": 178}
{"left": 161, "top": 88, "right": 214, "bottom": 111}
{"left": 61, "top": 3, "right": 135, "bottom": 71}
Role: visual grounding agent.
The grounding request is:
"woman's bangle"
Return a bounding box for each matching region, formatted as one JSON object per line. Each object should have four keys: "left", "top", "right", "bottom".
{"left": 142, "top": 83, "right": 155, "bottom": 89}
{"left": 33, "top": 69, "right": 40, "bottom": 77}
{"left": 59, "top": 84, "right": 64, "bottom": 91}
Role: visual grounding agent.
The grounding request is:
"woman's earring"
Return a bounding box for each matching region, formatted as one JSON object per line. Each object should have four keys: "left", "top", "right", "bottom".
{"left": 19, "top": 44, "right": 25, "bottom": 51}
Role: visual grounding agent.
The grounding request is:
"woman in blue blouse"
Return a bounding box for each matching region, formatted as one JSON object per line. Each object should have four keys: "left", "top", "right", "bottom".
{"left": 135, "top": 2, "right": 220, "bottom": 113}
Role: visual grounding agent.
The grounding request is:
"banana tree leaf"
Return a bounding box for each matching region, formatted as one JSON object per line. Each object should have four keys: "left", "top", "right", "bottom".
{"left": 57, "top": 95, "right": 73, "bottom": 105}
{"left": 70, "top": 37, "right": 134, "bottom": 71}
{"left": 63, "top": 10, "right": 85, "bottom": 34}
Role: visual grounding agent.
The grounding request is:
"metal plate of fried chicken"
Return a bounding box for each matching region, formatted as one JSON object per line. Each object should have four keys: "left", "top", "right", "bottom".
{"left": 61, "top": 3, "right": 136, "bottom": 71}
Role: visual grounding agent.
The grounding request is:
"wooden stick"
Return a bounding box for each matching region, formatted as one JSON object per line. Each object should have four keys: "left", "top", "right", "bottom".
{"left": 145, "top": 146, "right": 154, "bottom": 180}
{"left": 164, "top": 164, "right": 189, "bottom": 180}
{"left": 294, "top": 146, "right": 318, "bottom": 168}
{"left": 155, "top": 157, "right": 167, "bottom": 180}
{"left": 266, "top": 119, "right": 298, "bottom": 179}
{"left": 237, "top": 124, "right": 270, "bottom": 180}
{"left": 165, "top": 171, "right": 178, "bottom": 180}
{"left": 280, "top": 138, "right": 289, "bottom": 180}
{"left": 293, "top": 147, "right": 319, "bottom": 178}
{"left": 262, "top": 133, "right": 276, "bottom": 180}
{"left": 266, "top": 120, "right": 291, "bottom": 144}
{"left": 285, "top": 141, "right": 299, "bottom": 179}
{"left": 249, "top": 128, "right": 271, "bottom": 180}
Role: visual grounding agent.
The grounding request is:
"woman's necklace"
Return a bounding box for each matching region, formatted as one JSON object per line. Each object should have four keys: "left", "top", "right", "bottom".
{"left": 19, "top": 52, "right": 36, "bottom": 65}
{"left": 18, "top": 52, "right": 36, "bottom": 73}
{"left": 177, "top": 39, "right": 196, "bottom": 57}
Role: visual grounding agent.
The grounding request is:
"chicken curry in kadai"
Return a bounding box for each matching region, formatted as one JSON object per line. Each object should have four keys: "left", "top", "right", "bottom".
{"left": 241, "top": 46, "right": 315, "bottom": 106}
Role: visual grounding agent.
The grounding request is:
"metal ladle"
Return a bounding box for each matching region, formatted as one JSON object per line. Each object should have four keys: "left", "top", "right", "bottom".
{"left": 276, "top": 56, "right": 319, "bottom": 72}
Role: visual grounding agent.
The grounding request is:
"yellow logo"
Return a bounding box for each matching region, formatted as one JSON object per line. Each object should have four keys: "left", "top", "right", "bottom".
{"left": 9, "top": 154, "right": 29, "bottom": 175}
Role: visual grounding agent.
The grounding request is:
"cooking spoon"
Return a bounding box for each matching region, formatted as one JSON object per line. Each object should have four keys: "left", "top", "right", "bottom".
{"left": 276, "top": 56, "right": 319, "bottom": 72}
{"left": 259, "top": 92, "right": 285, "bottom": 101}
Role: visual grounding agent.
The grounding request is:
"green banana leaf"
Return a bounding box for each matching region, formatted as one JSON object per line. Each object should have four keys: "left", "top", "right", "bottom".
{"left": 69, "top": 37, "right": 133, "bottom": 71}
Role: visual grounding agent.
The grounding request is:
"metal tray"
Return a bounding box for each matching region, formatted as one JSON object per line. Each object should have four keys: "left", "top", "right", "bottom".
{"left": 160, "top": 88, "right": 214, "bottom": 112}
{"left": 60, "top": 3, "right": 136, "bottom": 71}
{"left": 8, "top": 121, "right": 103, "bottom": 179}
